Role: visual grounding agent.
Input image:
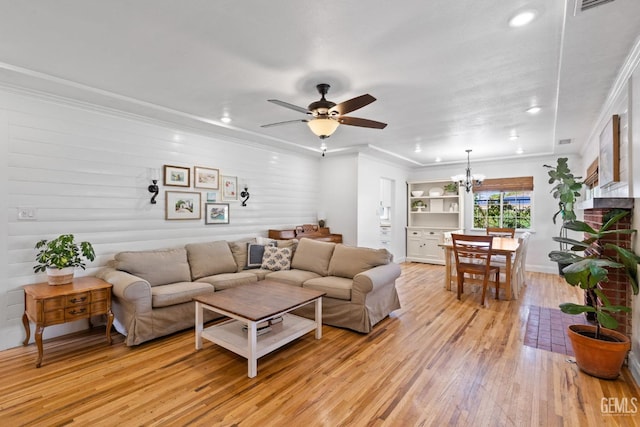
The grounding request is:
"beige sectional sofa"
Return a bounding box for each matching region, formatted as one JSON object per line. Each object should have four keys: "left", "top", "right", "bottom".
{"left": 96, "top": 238, "right": 401, "bottom": 346}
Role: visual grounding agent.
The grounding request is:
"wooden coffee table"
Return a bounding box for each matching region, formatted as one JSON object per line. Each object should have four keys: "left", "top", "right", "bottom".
{"left": 194, "top": 280, "right": 325, "bottom": 378}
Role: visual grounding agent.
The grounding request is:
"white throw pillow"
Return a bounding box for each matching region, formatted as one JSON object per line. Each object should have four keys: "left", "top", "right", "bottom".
{"left": 261, "top": 246, "right": 292, "bottom": 271}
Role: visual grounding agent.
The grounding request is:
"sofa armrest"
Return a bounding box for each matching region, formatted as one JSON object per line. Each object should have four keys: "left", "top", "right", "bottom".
{"left": 95, "top": 267, "right": 152, "bottom": 308}
{"left": 352, "top": 263, "right": 401, "bottom": 295}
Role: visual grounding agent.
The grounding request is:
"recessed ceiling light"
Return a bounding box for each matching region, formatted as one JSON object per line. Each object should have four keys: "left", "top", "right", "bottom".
{"left": 509, "top": 10, "right": 537, "bottom": 27}
{"left": 435, "top": 157, "right": 442, "bottom": 163}
{"left": 510, "top": 135, "right": 519, "bottom": 141}
{"left": 414, "top": 144, "right": 422, "bottom": 153}
{"left": 516, "top": 147, "right": 524, "bottom": 154}
{"left": 526, "top": 106, "right": 542, "bottom": 114}
{"left": 221, "top": 116, "right": 232, "bottom": 124}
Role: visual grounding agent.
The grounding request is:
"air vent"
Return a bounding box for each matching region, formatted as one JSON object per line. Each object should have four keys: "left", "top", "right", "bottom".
{"left": 558, "top": 139, "right": 572, "bottom": 145}
{"left": 579, "top": 0, "right": 615, "bottom": 12}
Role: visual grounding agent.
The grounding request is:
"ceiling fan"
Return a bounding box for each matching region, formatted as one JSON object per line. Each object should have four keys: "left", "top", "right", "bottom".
{"left": 261, "top": 83, "right": 387, "bottom": 139}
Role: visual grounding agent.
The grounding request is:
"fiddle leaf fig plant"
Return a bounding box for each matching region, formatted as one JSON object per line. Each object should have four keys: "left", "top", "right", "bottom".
{"left": 543, "top": 157, "right": 583, "bottom": 224}
{"left": 548, "top": 210, "right": 640, "bottom": 338}
{"left": 33, "top": 234, "right": 96, "bottom": 273}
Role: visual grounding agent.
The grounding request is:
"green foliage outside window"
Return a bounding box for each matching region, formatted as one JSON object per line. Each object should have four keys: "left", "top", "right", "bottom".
{"left": 473, "top": 191, "right": 532, "bottom": 229}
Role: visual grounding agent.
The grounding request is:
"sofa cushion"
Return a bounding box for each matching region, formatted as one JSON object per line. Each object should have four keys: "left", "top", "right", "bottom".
{"left": 151, "top": 281, "right": 214, "bottom": 308}
{"left": 291, "top": 238, "right": 336, "bottom": 276}
{"left": 303, "top": 276, "right": 352, "bottom": 301}
{"left": 265, "top": 269, "right": 322, "bottom": 287}
{"left": 186, "top": 241, "right": 238, "bottom": 280}
{"left": 328, "top": 244, "right": 392, "bottom": 279}
{"left": 114, "top": 248, "right": 191, "bottom": 287}
{"left": 247, "top": 242, "right": 275, "bottom": 268}
{"left": 261, "top": 246, "right": 292, "bottom": 271}
{"left": 229, "top": 237, "right": 256, "bottom": 272}
{"left": 195, "top": 272, "right": 258, "bottom": 290}
{"left": 245, "top": 268, "right": 271, "bottom": 281}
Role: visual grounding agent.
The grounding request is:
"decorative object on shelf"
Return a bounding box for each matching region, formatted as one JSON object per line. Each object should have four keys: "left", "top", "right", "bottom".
{"left": 428, "top": 187, "right": 443, "bottom": 197}
{"left": 163, "top": 165, "right": 190, "bottom": 187}
{"left": 165, "top": 191, "right": 202, "bottom": 220}
{"left": 548, "top": 210, "right": 639, "bottom": 379}
{"left": 444, "top": 182, "right": 459, "bottom": 195}
{"left": 222, "top": 175, "right": 238, "bottom": 201}
{"left": 411, "top": 190, "right": 424, "bottom": 197}
{"left": 451, "top": 149, "right": 485, "bottom": 193}
{"left": 240, "top": 186, "right": 250, "bottom": 206}
{"left": 33, "top": 234, "right": 96, "bottom": 285}
{"left": 318, "top": 211, "right": 326, "bottom": 228}
{"left": 194, "top": 166, "right": 220, "bottom": 190}
{"left": 205, "top": 203, "right": 230, "bottom": 224}
{"left": 411, "top": 200, "right": 426, "bottom": 211}
{"left": 148, "top": 179, "right": 159, "bottom": 204}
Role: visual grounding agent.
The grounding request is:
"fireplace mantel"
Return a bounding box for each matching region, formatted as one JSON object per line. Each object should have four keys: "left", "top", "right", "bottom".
{"left": 576, "top": 197, "right": 634, "bottom": 210}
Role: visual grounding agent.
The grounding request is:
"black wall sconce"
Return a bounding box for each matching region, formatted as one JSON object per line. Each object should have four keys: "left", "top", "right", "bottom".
{"left": 240, "top": 186, "right": 250, "bottom": 206}
{"left": 148, "top": 179, "right": 159, "bottom": 204}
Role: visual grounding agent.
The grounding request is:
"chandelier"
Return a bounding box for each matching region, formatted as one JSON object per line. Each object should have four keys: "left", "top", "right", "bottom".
{"left": 451, "top": 149, "right": 485, "bottom": 193}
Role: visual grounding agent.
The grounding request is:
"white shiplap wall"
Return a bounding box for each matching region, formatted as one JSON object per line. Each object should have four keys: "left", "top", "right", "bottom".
{"left": 1, "top": 89, "right": 320, "bottom": 350}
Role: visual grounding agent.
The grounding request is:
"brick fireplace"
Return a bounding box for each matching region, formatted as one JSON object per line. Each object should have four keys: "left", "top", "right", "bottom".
{"left": 579, "top": 198, "right": 634, "bottom": 336}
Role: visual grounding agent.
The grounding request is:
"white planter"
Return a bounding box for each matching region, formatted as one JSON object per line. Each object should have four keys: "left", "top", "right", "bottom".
{"left": 46, "top": 267, "right": 75, "bottom": 285}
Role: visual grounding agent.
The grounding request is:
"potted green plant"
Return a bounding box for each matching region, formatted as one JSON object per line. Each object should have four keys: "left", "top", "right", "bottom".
{"left": 543, "top": 158, "right": 584, "bottom": 275}
{"left": 444, "top": 182, "right": 458, "bottom": 195}
{"left": 34, "top": 234, "right": 96, "bottom": 285}
{"left": 548, "top": 210, "right": 639, "bottom": 379}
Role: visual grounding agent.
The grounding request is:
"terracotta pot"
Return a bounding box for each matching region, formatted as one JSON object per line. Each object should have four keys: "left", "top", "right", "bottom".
{"left": 567, "top": 324, "right": 630, "bottom": 380}
{"left": 46, "top": 267, "right": 74, "bottom": 285}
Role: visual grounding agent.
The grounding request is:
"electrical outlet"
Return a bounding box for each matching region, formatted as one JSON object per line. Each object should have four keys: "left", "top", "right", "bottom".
{"left": 17, "top": 207, "right": 37, "bottom": 220}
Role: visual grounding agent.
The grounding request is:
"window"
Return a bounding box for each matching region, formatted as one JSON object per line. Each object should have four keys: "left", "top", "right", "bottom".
{"left": 472, "top": 177, "right": 533, "bottom": 230}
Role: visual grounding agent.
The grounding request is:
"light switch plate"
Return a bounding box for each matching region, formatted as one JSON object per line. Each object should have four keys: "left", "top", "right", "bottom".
{"left": 17, "top": 207, "right": 37, "bottom": 220}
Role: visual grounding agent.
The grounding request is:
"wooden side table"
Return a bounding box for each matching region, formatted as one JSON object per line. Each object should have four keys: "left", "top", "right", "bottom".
{"left": 22, "top": 276, "right": 114, "bottom": 368}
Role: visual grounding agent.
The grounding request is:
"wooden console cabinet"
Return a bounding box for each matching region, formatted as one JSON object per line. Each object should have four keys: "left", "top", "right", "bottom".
{"left": 269, "top": 225, "right": 343, "bottom": 243}
{"left": 22, "top": 276, "right": 114, "bottom": 368}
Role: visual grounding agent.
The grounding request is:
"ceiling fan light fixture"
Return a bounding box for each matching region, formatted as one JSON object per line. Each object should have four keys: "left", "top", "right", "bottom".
{"left": 308, "top": 118, "right": 339, "bottom": 139}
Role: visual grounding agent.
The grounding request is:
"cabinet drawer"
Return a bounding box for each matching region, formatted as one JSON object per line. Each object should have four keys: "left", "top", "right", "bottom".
{"left": 65, "top": 305, "right": 90, "bottom": 320}
{"left": 91, "top": 300, "right": 108, "bottom": 314}
{"left": 91, "top": 289, "right": 109, "bottom": 302}
{"left": 66, "top": 292, "right": 90, "bottom": 306}
{"left": 43, "top": 309, "right": 65, "bottom": 324}
{"left": 43, "top": 297, "right": 65, "bottom": 312}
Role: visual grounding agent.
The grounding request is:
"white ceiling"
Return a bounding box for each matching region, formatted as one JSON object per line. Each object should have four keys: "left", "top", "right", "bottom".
{"left": 0, "top": 0, "right": 639, "bottom": 167}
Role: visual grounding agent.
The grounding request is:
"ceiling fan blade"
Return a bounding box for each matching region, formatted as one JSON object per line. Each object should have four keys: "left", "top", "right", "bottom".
{"left": 330, "top": 94, "right": 376, "bottom": 115}
{"left": 338, "top": 116, "right": 387, "bottom": 129}
{"left": 261, "top": 119, "right": 308, "bottom": 128}
{"left": 267, "top": 99, "right": 309, "bottom": 114}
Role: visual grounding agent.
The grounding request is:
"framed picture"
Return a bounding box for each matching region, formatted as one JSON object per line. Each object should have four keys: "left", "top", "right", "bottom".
{"left": 222, "top": 175, "right": 238, "bottom": 201}
{"left": 205, "top": 203, "right": 229, "bottom": 224}
{"left": 598, "top": 114, "right": 620, "bottom": 187}
{"left": 165, "top": 191, "right": 201, "bottom": 220}
{"left": 164, "top": 165, "right": 190, "bottom": 187}
{"left": 194, "top": 166, "right": 219, "bottom": 190}
{"left": 206, "top": 191, "right": 218, "bottom": 202}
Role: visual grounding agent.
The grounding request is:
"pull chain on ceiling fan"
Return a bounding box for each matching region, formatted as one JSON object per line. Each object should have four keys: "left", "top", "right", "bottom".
{"left": 261, "top": 83, "right": 387, "bottom": 139}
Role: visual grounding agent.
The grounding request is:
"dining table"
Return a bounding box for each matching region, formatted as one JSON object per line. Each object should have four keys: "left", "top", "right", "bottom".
{"left": 439, "top": 236, "right": 521, "bottom": 300}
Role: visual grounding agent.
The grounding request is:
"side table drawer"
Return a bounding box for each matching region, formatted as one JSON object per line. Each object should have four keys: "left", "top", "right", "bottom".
{"left": 66, "top": 292, "right": 90, "bottom": 306}
{"left": 43, "top": 297, "right": 65, "bottom": 312}
{"left": 91, "top": 300, "right": 108, "bottom": 314}
{"left": 91, "top": 288, "right": 109, "bottom": 302}
{"left": 43, "top": 309, "right": 65, "bottom": 324}
{"left": 65, "top": 305, "right": 90, "bottom": 321}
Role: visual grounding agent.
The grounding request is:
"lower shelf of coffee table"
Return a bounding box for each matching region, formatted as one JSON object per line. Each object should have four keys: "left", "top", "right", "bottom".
{"left": 201, "top": 314, "right": 317, "bottom": 359}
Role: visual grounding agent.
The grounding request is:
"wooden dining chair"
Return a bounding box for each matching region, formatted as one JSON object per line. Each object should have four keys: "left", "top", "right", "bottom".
{"left": 486, "top": 227, "right": 516, "bottom": 238}
{"left": 451, "top": 234, "right": 501, "bottom": 305}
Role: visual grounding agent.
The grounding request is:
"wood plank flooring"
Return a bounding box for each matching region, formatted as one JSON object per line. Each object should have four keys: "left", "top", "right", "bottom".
{"left": 1, "top": 263, "right": 639, "bottom": 426}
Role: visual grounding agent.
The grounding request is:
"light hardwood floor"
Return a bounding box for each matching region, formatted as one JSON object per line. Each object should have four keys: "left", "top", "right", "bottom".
{"left": 1, "top": 263, "right": 639, "bottom": 426}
